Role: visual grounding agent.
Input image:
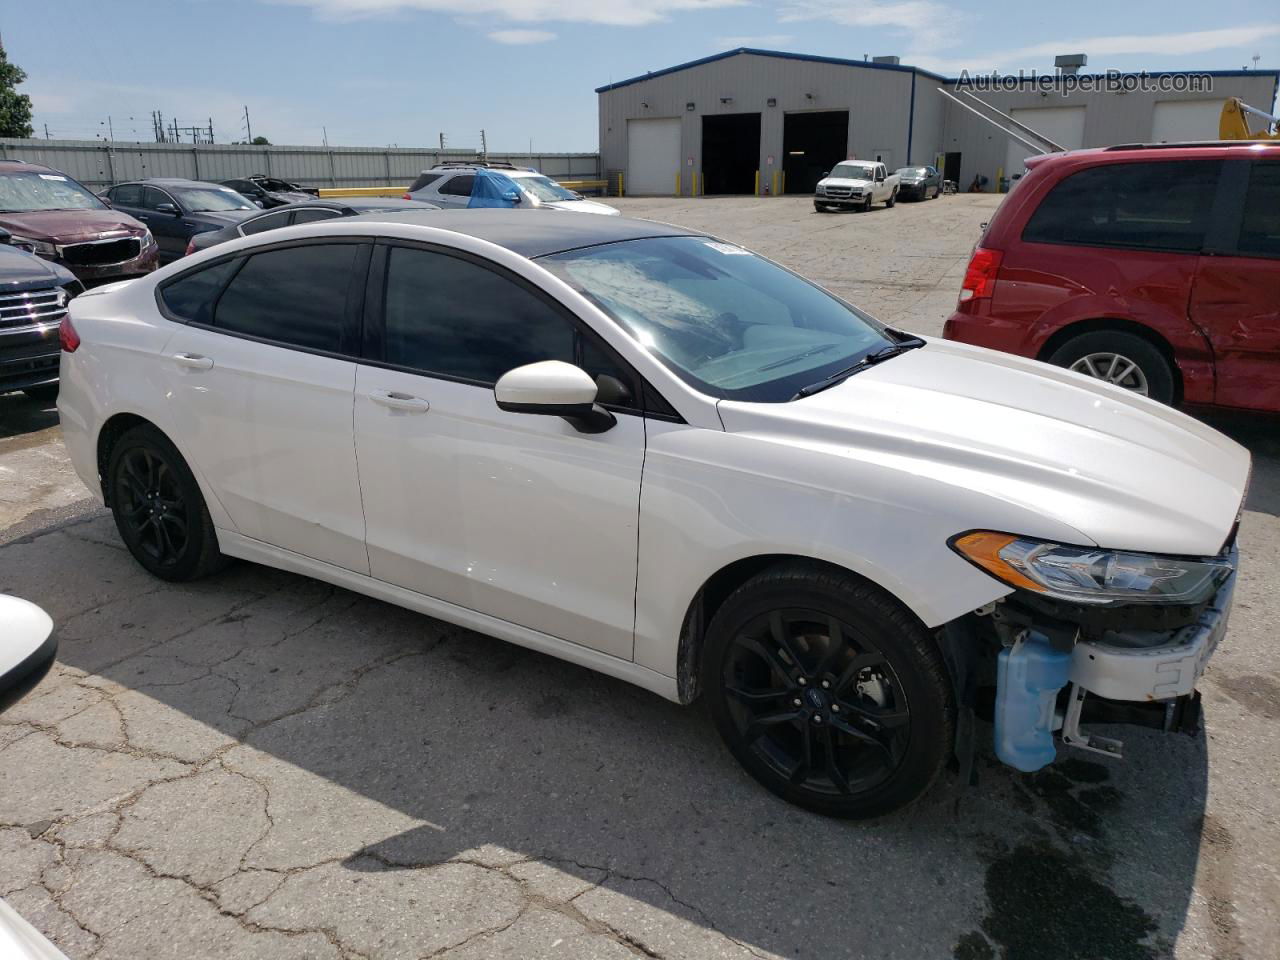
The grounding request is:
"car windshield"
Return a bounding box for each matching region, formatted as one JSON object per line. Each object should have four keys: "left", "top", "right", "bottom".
{"left": 517, "top": 175, "right": 579, "bottom": 202}
{"left": 896, "top": 167, "right": 928, "bottom": 177}
{"left": 830, "top": 163, "right": 876, "bottom": 180}
{"left": 172, "top": 186, "right": 255, "bottom": 212}
{"left": 540, "top": 235, "right": 897, "bottom": 402}
{"left": 0, "top": 171, "right": 106, "bottom": 212}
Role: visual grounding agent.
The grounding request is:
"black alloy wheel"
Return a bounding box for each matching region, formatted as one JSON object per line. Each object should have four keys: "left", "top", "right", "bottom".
{"left": 108, "top": 424, "right": 228, "bottom": 581}
{"left": 704, "top": 563, "right": 953, "bottom": 818}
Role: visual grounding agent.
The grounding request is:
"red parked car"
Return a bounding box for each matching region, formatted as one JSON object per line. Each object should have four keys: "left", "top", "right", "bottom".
{"left": 944, "top": 142, "right": 1280, "bottom": 414}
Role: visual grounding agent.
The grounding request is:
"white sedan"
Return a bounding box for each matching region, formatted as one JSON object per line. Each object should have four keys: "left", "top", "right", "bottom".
{"left": 57, "top": 210, "right": 1247, "bottom": 818}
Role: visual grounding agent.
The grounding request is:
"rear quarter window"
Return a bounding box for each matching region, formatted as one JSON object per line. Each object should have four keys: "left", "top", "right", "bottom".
{"left": 408, "top": 173, "right": 442, "bottom": 192}
{"left": 1022, "top": 159, "right": 1221, "bottom": 253}
{"left": 158, "top": 259, "right": 239, "bottom": 325}
{"left": 1238, "top": 161, "right": 1280, "bottom": 258}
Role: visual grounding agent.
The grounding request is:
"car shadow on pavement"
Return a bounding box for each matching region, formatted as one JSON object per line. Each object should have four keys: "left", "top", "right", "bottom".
{"left": 0, "top": 392, "right": 59, "bottom": 441}
{"left": 2, "top": 515, "right": 1211, "bottom": 960}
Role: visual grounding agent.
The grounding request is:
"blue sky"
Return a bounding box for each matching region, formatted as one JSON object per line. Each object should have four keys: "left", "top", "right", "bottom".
{"left": 4, "top": 0, "right": 1278, "bottom": 151}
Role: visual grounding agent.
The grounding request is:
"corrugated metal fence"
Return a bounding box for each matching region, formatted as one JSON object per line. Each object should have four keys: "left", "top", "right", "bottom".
{"left": 0, "top": 139, "right": 601, "bottom": 190}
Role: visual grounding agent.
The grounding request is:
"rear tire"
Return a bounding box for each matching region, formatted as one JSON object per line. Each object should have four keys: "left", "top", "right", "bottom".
{"left": 886, "top": 190, "right": 897, "bottom": 208}
{"left": 22, "top": 384, "right": 58, "bottom": 403}
{"left": 1046, "top": 330, "right": 1175, "bottom": 405}
{"left": 703, "top": 562, "right": 954, "bottom": 819}
{"left": 107, "top": 424, "right": 229, "bottom": 582}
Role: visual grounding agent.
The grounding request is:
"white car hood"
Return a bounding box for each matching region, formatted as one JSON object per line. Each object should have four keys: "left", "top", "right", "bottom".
{"left": 818, "top": 176, "right": 873, "bottom": 190}
{"left": 543, "top": 199, "right": 621, "bottom": 215}
{"left": 717, "top": 338, "right": 1249, "bottom": 557}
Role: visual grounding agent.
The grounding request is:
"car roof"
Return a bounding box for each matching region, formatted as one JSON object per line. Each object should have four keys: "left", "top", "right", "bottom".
{"left": 1025, "top": 140, "right": 1280, "bottom": 171}
{"left": 343, "top": 197, "right": 437, "bottom": 210}
{"left": 344, "top": 208, "right": 699, "bottom": 258}
{"left": 0, "top": 160, "right": 59, "bottom": 174}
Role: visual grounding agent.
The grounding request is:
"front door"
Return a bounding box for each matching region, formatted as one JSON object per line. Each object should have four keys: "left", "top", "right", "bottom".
{"left": 138, "top": 186, "right": 188, "bottom": 262}
{"left": 1191, "top": 158, "right": 1280, "bottom": 413}
{"left": 354, "top": 242, "right": 645, "bottom": 658}
{"left": 158, "top": 240, "right": 371, "bottom": 572}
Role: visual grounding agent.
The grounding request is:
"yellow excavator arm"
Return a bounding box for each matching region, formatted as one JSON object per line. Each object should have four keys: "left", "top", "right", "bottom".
{"left": 1220, "top": 98, "right": 1280, "bottom": 140}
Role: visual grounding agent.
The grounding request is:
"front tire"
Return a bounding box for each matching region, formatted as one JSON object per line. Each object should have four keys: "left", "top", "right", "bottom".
{"left": 1046, "top": 330, "right": 1175, "bottom": 405}
{"left": 814, "top": 202, "right": 827, "bottom": 213}
{"left": 703, "top": 562, "right": 954, "bottom": 819}
{"left": 107, "top": 424, "right": 228, "bottom": 581}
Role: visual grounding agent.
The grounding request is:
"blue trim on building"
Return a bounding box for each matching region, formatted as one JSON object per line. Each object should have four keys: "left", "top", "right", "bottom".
{"left": 595, "top": 48, "right": 1280, "bottom": 97}
{"left": 594, "top": 48, "right": 946, "bottom": 93}
{"left": 907, "top": 70, "right": 916, "bottom": 163}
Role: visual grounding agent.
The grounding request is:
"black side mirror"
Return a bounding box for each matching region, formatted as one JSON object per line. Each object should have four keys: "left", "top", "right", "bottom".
{"left": 155, "top": 203, "right": 180, "bottom": 215}
{"left": 0, "top": 228, "right": 11, "bottom": 245}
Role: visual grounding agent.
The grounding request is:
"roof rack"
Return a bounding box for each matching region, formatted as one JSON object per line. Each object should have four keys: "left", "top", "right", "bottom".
{"left": 1104, "top": 140, "right": 1278, "bottom": 151}
{"left": 432, "top": 160, "right": 518, "bottom": 170}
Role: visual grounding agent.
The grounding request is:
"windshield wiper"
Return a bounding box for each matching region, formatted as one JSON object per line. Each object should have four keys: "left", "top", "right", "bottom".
{"left": 790, "top": 340, "right": 925, "bottom": 399}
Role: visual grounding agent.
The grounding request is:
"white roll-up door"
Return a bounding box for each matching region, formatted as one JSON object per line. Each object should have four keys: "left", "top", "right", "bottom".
{"left": 1004, "top": 106, "right": 1087, "bottom": 180}
{"left": 627, "top": 118, "right": 681, "bottom": 196}
{"left": 1151, "top": 100, "right": 1224, "bottom": 142}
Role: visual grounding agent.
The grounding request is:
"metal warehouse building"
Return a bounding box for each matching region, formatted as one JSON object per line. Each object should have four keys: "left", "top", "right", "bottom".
{"left": 597, "top": 48, "right": 1279, "bottom": 195}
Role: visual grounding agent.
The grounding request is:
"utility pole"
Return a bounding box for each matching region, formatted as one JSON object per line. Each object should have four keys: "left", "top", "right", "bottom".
{"left": 323, "top": 126, "right": 329, "bottom": 147}
{"left": 44, "top": 123, "right": 50, "bottom": 139}
{"left": 480, "top": 129, "right": 487, "bottom": 159}
{"left": 243, "top": 105, "right": 252, "bottom": 143}
{"left": 439, "top": 132, "right": 446, "bottom": 150}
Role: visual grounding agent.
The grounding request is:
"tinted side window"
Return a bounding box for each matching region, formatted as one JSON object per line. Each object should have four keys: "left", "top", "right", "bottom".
{"left": 438, "top": 175, "right": 475, "bottom": 197}
{"left": 382, "top": 246, "right": 574, "bottom": 383}
{"left": 240, "top": 211, "right": 291, "bottom": 235}
{"left": 1023, "top": 160, "right": 1220, "bottom": 253}
{"left": 214, "top": 244, "right": 359, "bottom": 354}
{"left": 408, "top": 173, "right": 442, "bottom": 192}
{"left": 1237, "top": 161, "right": 1280, "bottom": 258}
{"left": 111, "top": 184, "right": 142, "bottom": 206}
{"left": 159, "top": 259, "right": 239, "bottom": 325}
{"left": 141, "top": 187, "right": 172, "bottom": 211}
{"left": 291, "top": 208, "right": 342, "bottom": 225}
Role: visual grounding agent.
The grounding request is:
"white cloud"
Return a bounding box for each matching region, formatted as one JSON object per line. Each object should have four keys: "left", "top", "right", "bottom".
{"left": 716, "top": 34, "right": 795, "bottom": 48}
{"left": 488, "top": 28, "right": 556, "bottom": 43}
{"left": 914, "top": 24, "right": 1280, "bottom": 75}
{"left": 777, "top": 0, "right": 961, "bottom": 54}
{"left": 270, "top": 0, "right": 746, "bottom": 27}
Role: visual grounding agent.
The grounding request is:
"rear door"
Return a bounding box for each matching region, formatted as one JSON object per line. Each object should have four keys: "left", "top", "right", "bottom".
{"left": 1191, "top": 158, "right": 1280, "bottom": 413}
{"left": 433, "top": 174, "right": 475, "bottom": 209}
{"left": 157, "top": 239, "right": 371, "bottom": 571}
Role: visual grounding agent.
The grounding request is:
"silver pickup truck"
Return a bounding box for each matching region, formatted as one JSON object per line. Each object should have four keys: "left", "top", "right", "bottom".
{"left": 814, "top": 161, "right": 899, "bottom": 212}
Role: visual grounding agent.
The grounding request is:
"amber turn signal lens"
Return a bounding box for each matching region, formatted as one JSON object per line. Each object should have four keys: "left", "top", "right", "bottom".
{"left": 952, "top": 531, "right": 1044, "bottom": 592}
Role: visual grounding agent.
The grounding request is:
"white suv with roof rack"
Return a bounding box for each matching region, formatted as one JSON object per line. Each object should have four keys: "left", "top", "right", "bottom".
{"left": 405, "top": 161, "right": 619, "bottom": 215}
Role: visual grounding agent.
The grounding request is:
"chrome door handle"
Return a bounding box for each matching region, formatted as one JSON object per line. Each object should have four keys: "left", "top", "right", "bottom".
{"left": 369, "top": 389, "right": 429, "bottom": 412}
{"left": 172, "top": 353, "right": 213, "bottom": 370}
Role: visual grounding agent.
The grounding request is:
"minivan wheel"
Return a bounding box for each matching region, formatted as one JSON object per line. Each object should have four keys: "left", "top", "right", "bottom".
{"left": 703, "top": 563, "right": 953, "bottom": 819}
{"left": 107, "top": 424, "right": 228, "bottom": 582}
{"left": 1047, "top": 330, "right": 1175, "bottom": 405}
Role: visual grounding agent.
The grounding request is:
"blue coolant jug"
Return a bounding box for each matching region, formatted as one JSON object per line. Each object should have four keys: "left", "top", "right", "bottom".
{"left": 994, "top": 633, "right": 1071, "bottom": 772}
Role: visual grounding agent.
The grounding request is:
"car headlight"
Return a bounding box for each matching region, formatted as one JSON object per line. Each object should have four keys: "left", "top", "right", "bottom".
{"left": 950, "top": 531, "right": 1233, "bottom": 605}
{"left": 141, "top": 229, "right": 157, "bottom": 249}
{"left": 9, "top": 235, "right": 58, "bottom": 257}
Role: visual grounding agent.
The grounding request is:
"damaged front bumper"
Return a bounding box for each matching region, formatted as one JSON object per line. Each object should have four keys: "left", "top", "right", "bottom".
{"left": 979, "top": 544, "right": 1238, "bottom": 771}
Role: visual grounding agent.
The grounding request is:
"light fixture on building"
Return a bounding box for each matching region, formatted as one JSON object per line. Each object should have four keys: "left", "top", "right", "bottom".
{"left": 767, "top": 97, "right": 777, "bottom": 107}
{"left": 720, "top": 96, "right": 733, "bottom": 104}
{"left": 641, "top": 101, "right": 649, "bottom": 109}
{"left": 686, "top": 102, "right": 695, "bottom": 111}
{"left": 805, "top": 92, "right": 815, "bottom": 101}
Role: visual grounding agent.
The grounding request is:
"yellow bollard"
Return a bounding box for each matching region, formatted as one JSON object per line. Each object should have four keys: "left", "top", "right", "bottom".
{"left": 619, "top": 172, "right": 624, "bottom": 197}
{"left": 772, "top": 170, "right": 779, "bottom": 196}
{"left": 675, "top": 172, "right": 681, "bottom": 197}
{"left": 754, "top": 169, "right": 760, "bottom": 196}
{"left": 996, "top": 166, "right": 1004, "bottom": 193}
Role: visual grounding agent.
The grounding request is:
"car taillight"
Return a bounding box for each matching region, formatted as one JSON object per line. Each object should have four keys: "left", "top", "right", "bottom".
{"left": 59, "top": 315, "right": 80, "bottom": 353}
{"left": 184, "top": 237, "right": 197, "bottom": 256}
{"left": 958, "top": 247, "right": 1003, "bottom": 303}
{"left": 402, "top": 193, "right": 412, "bottom": 200}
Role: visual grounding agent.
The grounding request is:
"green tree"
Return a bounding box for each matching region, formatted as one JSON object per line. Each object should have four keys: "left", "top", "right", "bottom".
{"left": 0, "top": 46, "right": 34, "bottom": 139}
{"left": 251, "top": 135, "right": 270, "bottom": 145}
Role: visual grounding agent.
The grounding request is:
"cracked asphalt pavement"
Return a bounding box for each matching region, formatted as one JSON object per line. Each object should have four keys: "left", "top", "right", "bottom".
{"left": 2, "top": 195, "right": 1279, "bottom": 960}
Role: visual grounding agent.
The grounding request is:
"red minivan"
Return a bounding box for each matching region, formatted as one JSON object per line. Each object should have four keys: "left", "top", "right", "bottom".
{"left": 944, "top": 142, "right": 1280, "bottom": 414}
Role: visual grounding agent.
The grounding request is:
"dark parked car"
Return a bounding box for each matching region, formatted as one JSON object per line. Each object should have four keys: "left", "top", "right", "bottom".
{"left": 220, "top": 177, "right": 314, "bottom": 209}
{"left": 0, "top": 229, "right": 82, "bottom": 401}
{"left": 944, "top": 142, "right": 1280, "bottom": 413}
{"left": 894, "top": 165, "right": 941, "bottom": 200}
{"left": 186, "top": 196, "right": 439, "bottom": 254}
{"left": 247, "top": 175, "right": 319, "bottom": 198}
{"left": 0, "top": 159, "right": 158, "bottom": 286}
{"left": 102, "top": 179, "right": 257, "bottom": 263}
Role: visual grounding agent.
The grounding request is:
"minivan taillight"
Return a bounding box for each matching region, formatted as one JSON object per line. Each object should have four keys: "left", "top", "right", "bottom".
{"left": 59, "top": 315, "right": 80, "bottom": 352}
{"left": 958, "top": 247, "right": 1003, "bottom": 303}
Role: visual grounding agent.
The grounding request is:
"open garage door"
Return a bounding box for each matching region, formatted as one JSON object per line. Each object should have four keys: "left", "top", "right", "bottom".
{"left": 1152, "top": 100, "right": 1224, "bottom": 142}
{"left": 1004, "top": 106, "right": 1085, "bottom": 182}
{"left": 703, "top": 113, "right": 761, "bottom": 195}
{"left": 627, "top": 118, "right": 681, "bottom": 196}
{"left": 783, "top": 111, "right": 848, "bottom": 194}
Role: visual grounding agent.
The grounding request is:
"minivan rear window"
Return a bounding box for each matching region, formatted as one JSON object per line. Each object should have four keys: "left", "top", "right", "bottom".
{"left": 1238, "top": 161, "right": 1280, "bottom": 258}
{"left": 1022, "top": 160, "right": 1220, "bottom": 254}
